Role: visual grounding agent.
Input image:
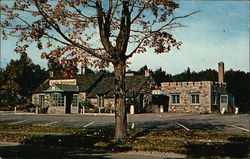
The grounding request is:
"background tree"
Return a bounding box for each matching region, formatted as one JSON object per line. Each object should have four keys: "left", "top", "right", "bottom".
{"left": 1, "top": 0, "right": 197, "bottom": 139}
{"left": 224, "top": 70, "right": 250, "bottom": 112}
{"left": 152, "top": 67, "right": 172, "bottom": 85}
{"left": 0, "top": 53, "right": 48, "bottom": 106}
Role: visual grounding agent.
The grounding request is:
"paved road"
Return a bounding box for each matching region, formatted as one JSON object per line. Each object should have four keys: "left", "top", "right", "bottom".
{"left": 0, "top": 112, "right": 249, "bottom": 133}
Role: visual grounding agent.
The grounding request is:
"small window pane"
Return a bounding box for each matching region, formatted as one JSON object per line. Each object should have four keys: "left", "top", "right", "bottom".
{"left": 51, "top": 94, "right": 64, "bottom": 107}
{"left": 172, "top": 94, "right": 180, "bottom": 105}
{"left": 221, "top": 96, "right": 227, "bottom": 103}
{"left": 190, "top": 94, "right": 200, "bottom": 105}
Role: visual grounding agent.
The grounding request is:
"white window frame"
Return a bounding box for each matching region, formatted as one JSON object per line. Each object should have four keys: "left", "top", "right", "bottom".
{"left": 190, "top": 94, "right": 200, "bottom": 105}
{"left": 171, "top": 94, "right": 180, "bottom": 105}
{"left": 51, "top": 93, "right": 64, "bottom": 107}
{"left": 221, "top": 95, "right": 228, "bottom": 104}
{"left": 97, "top": 95, "right": 104, "bottom": 108}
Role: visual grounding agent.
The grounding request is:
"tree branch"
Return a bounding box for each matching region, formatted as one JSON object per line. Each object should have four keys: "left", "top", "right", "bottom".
{"left": 34, "top": 0, "right": 114, "bottom": 63}
{"left": 126, "top": 35, "right": 150, "bottom": 59}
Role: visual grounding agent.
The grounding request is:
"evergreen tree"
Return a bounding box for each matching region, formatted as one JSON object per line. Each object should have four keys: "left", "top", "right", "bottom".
{"left": 0, "top": 53, "right": 48, "bottom": 106}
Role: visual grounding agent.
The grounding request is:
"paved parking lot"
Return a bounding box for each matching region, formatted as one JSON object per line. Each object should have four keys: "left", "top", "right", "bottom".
{"left": 0, "top": 112, "right": 249, "bottom": 133}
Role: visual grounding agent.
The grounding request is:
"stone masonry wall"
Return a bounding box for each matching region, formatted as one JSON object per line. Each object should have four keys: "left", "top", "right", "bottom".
{"left": 48, "top": 107, "right": 65, "bottom": 114}
{"left": 88, "top": 97, "right": 115, "bottom": 112}
{"left": 78, "top": 92, "right": 86, "bottom": 103}
{"left": 161, "top": 81, "right": 212, "bottom": 113}
{"left": 32, "top": 93, "right": 50, "bottom": 107}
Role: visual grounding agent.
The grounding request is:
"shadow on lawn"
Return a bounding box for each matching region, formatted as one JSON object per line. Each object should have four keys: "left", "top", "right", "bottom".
{"left": 0, "top": 128, "right": 131, "bottom": 158}
{"left": 185, "top": 136, "right": 250, "bottom": 158}
{"left": 0, "top": 144, "right": 111, "bottom": 158}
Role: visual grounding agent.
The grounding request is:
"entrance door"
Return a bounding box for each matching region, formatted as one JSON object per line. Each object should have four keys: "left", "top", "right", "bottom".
{"left": 220, "top": 95, "right": 228, "bottom": 113}
{"left": 71, "top": 94, "right": 79, "bottom": 114}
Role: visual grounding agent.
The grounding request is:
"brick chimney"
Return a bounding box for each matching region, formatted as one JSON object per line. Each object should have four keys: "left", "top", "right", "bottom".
{"left": 49, "top": 71, "right": 54, "bottom": 78}
{"left": 218, "top": 62, "right": 224, "bottom": 83}
{"left": 145, "top": 69, "right": 150, "bottom": 77}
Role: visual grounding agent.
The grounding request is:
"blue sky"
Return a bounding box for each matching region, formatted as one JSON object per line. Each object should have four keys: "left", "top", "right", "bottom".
{"left": 0, "top": 1, "right": 249, "bottom": 74}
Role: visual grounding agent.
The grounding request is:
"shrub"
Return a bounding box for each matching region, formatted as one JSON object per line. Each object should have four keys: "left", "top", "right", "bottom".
{"left": 39, "top": 106, "right": 49, "bottom": 114}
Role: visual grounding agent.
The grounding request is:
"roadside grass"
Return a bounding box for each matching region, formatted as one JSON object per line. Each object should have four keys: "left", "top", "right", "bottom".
{"left": 0, "top": 124, "right": 249, "bottom": 157}
{"left": 0, "top": 124, "right": 81, "bottom": 134}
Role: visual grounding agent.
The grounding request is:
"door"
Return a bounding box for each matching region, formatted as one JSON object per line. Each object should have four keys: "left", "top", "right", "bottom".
{"left": 71, "top": 94, "right": 79, "bottom": 114}
{"left": 220, "top": 95, "right": 228, "bottom": 113}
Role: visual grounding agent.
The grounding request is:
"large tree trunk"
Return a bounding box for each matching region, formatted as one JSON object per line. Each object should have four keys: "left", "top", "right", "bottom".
{"left": 113, "top": 61, "right": 127, "bottom": 139}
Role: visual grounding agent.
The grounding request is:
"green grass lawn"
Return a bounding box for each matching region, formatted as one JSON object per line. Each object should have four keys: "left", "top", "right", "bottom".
{"left": 0, "top": 124, "right": 249, "bottom": 157}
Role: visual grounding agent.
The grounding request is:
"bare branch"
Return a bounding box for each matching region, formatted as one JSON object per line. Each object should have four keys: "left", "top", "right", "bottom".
{"left": 126, "top": 35, "right": 150, "bottom": 59}
{"left": 154, "top": 10, "right": 200, "bottom": 32}
{"left": 34, "top": 0, "right": 114, "bottom": 63}
{"left": 43, "top": 33, "right": 72, "bottom": 46}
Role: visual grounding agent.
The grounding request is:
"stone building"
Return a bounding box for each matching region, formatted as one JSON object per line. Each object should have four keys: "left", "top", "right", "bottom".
{"left": 160, "top": 62, "right": 234, "bottom": 113}
{"left": 32, "top": 70, "right": 158, "bottom": 114}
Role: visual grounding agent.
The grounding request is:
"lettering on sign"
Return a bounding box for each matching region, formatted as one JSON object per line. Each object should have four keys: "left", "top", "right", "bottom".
{"left": 49, "top": 79, "right": 77, "bottom": 85}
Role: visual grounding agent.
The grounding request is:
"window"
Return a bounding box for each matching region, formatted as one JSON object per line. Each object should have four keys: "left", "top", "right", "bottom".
{"left": 39, "top": 95, "right": 45, "bottom": 107}
{"left": 171, "top": 94, "right": 180, "bottom": 105}
{"left": 212, "top": 95, "right": 218, "bottom": 105}
{"left": 51, "top": 93, "right": 64, "bottom": 107}
{"left": 97, "top": 95, "right": 104, "bottom": 108}
{"left": 190, "top": 94, "right": 200, "bottom": 105}
{"left": 221, "top": 95, "right": 228, "bottom": 104}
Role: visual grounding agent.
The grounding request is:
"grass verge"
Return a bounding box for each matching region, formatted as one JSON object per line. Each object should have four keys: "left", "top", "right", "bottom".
{"left": 0, "top": 124, "right": 249, "bottom": 158}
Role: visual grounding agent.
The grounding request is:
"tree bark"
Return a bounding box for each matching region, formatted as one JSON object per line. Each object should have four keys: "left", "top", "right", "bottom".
{"left": 113, "top": 60, "right": 127, "bottom": 139}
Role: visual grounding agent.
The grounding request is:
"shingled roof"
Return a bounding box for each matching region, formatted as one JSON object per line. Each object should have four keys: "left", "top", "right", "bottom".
{"left": 76, "top": 72, "right": 104, "bottom": 92}
{"left": 33, "top": 72, "right": 157, "bottom": 96}
{"left": 33, "top": 79, "right": 50, "bottom": 93}
{"left": 87, "top": 75, "right": 151, "bottom": 98}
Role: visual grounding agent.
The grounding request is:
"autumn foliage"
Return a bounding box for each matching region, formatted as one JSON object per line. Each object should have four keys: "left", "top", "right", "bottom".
{"left": 1, "top": 0, "right": 197, "bottom": 138}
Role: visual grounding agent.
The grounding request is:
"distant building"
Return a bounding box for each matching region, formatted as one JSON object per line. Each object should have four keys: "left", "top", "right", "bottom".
{"left": 160, "top": 62, "right": 235, "bottom": 113}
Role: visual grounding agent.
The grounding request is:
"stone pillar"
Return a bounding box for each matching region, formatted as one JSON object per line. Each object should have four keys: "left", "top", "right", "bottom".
{"left": 130, "top": 105, "right": 134, "bottom": 114}
{"left": 144, "top": 69, "right": 150, "bottom": 77}
{"left": 218, "top": 62, "right": 224, "bottom": 83}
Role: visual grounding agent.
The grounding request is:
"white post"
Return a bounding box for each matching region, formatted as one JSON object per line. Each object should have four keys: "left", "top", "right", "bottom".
{"left": 82, "top": 106, "right": 85, "bottom": 114}
{"left": 130, "top": 105, "right": 134, "bottom": 114}
{"left": 221, "top": 107, "right": 225, "bottom": 114}
{"left": 234, "top": 107, "right": 238, "bottom": 115}
{"left": 36, "top": 106, "right": 38, "bottom": 114}
{"left": 160, "top": 105, "right": 164, "bottom": 113}
{"left": 131, "top": 122, "right": 135, "bottom": 129}
{"left": 14, "top": 107, "right": 17, "bottom": 114}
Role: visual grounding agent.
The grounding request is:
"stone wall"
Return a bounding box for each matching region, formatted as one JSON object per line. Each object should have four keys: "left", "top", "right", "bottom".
{"left": 78, "top": 92, "right": 86, "bottom": 103}
{"left": 88, "top": 97, "right": 115, "bottom": 112}
{"left": 161, "top": 81, "right": 212, "bottom": 113}
{"left": 32, "top": 93, "right": 50, "bottom": 107}
{"left": 48, "top": 106, "right": 65, "bottom": 114}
